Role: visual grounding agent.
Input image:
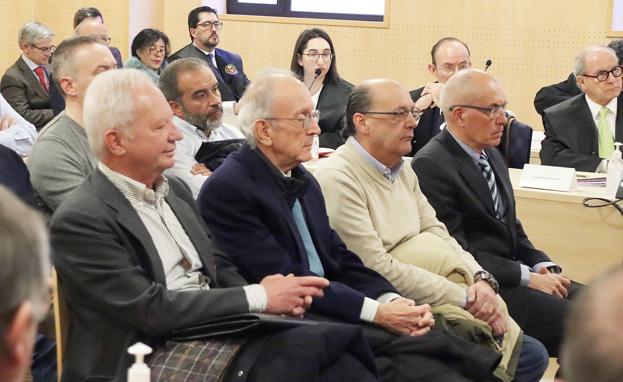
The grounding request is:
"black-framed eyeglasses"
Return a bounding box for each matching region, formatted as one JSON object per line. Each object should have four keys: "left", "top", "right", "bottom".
{"left": 195, "top": 21, "right": 223, "bottom": 30}
{"left": 148, "top": 46, "right": 166, "bottom": 55}
{"left": 265, "top": 110, "right": 321, "bottom": 132}
{"left": 359, "top": 108, "right": 423, "bottom": 123}
{"left": 29, "top": 43, "right": 55, "bottom": 54}
{"left": 582, "top": 65, "right": 623, "bottom": 82}
{"left": 448, "top": 104, "right": 506, "bottom": 119}
{"left": 301, "top": 52, "right": 333, "bottom": 62}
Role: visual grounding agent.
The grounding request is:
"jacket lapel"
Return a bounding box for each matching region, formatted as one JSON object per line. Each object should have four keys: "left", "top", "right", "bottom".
{"left": 616, "top": 96, "right": 623, "bottom": 142}
{"left": 17, "top": 57, "right": 48, "bottom": 99}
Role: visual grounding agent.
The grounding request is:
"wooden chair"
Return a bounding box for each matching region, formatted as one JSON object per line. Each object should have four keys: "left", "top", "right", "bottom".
{"left": 52, "top": 269, "right": 69, "bottom": 381}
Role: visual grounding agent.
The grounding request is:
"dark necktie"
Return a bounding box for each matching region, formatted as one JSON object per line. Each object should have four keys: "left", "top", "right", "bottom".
{"left": 477, "top": 153, "right": 504, "bottom": 219}
{"left": 206, "top": 53, "right": 235, "bottom": 101}
{"left": 34, "top": 66, "right": 48, "bottom": 93}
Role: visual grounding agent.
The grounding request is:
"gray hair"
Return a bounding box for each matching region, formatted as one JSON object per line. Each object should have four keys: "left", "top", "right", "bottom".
{"left": 0, "top": 187, "right": 49, "bottom": 357}
{"left": 573, "top": 45, "right": 617, "bottom": 77}
{"left": 18, "top": 21, "right": 54, "bottom": 47}
{"left": 237, "top": 69, "right": 299, "bottom": 148}
{"left": 52, "top": 36, "right": 99, "bottom": 98}
{"left": 84, "top": 69, "right": 155, "bottom": 159}
{"left": 159, "top": 58, "right": 209, "bottom": 102}
{"left": 561, "top": 267, "right": 623, "bottom": 382}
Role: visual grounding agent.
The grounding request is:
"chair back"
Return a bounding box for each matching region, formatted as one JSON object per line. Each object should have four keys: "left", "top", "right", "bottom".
{"left": 52, "top": 269, "right": 70, "bottom": 381}
{"left": 497, "top": 116, "right": 533, "bottom": 169}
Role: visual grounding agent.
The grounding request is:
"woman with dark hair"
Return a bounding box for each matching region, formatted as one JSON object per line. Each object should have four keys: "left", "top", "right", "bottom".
{"left": 290, "top": 28, "right": 353, "bottom": 149}
{"left": 125, "top": 28, "right": 170, "bottom": 83}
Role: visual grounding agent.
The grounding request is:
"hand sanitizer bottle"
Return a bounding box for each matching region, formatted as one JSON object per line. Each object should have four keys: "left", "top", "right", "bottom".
{"left": 127, "top": 342, "right": 152, "bottom": 382}
{"left": 606, "top": 142, "right": 623, "bottom": 199}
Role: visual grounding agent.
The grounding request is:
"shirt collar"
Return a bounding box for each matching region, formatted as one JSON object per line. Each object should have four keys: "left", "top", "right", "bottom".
{"left": 21, "top": 54, "right": 39, "bottom": 71}
{"left": 585, "top": 94, "right": 618, "bottom": 119}
{"left": 192, "top": 42, "right": 215, "bottom": 56}
{"left": 447, "top": 128, "right": 482, "bottom": 166}
{"left": 347, "top": 136, "right": 403, "bottom": 183}
{"left": 99, "top": 162, "right": 169, "bottom": 207}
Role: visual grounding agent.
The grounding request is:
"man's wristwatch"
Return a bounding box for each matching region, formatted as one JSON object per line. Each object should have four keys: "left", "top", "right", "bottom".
{"left": 474, "top": 270, "right": 499, "bottom": 294}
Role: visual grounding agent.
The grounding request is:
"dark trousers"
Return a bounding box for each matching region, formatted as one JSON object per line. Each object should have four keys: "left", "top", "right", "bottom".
{"left": 500, "top": 280, "right": 583, "bottom": 357}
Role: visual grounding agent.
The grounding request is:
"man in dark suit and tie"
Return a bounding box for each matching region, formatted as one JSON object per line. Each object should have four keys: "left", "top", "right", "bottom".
{"left": 1, "top": 21, "right": 55, "bottom": 130}
{"left": 51, "top": 68, "right": 380, "bottom": 382}
{"left": 540, "top": 45, "right": 623, "bottom": 172}
{"left": 169, "top": 6, "right": 250, "bottom": 106}
{"left": 412, "top": 69, "right": 581, "bottom": 358}
{"left": 408, "top": 37, "right": 472, "bottom": 156}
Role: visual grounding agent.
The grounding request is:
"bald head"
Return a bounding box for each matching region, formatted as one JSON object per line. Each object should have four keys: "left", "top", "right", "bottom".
{"left": 75, "top": 20, "right": 111, "bottom": 46}
{"left": 561, "top": 268, "right": 623, "bottom": 382}
{"left": 439, "top": 69, "right": 502, "bottom": 113}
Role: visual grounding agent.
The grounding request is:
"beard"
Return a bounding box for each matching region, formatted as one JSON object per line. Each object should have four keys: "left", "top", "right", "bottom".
{"left": 183, "top": 105, "right": 223, "bottom": 135}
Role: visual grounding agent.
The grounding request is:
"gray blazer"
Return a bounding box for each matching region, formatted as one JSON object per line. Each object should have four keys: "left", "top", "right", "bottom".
{"left": 51, "top": 169, "right": 250, "bottom": 381}
{"left": 0, "top": 56, "right": 53, "bottom": 129}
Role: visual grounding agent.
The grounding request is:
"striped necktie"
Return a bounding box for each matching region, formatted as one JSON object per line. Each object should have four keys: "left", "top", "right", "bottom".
{"left": 597, "top": 106, "right": 614, "bottom": 159}
{"left": 477, "top": 153, "right": 504, "bottom": 219}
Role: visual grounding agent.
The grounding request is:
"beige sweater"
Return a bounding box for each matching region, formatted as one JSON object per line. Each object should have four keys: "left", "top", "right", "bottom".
{"left": 314, "top": 141, "right": 483, "bottom": 307}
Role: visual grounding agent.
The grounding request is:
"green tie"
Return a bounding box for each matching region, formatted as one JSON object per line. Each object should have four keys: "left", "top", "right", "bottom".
{"left": 598, "top": 106, "right": 614, "bottom": 159}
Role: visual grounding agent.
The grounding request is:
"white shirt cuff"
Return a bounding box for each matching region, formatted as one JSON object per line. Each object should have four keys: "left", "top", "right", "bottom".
{"left": 360, "top": 297, "right": 380, "bottom": 323}
{"left": 519, "top": 264, "right": 532, "bottom": 286}
{"left": 243, "top": 284, "right": 267, "bottom": 313}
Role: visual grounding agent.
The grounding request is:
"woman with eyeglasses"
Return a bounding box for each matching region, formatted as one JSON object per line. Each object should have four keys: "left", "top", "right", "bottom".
{"left": 290, "top": 28, "right": 353, "bottom": 149}
{"left": 125, "top": 29, "right": 170, "bottom": 84}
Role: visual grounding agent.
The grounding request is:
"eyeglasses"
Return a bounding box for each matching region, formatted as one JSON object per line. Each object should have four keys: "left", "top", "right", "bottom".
{"left": 148, "top": 46, "right": 166, "bottom": 55}
{"left": 302, "top": 52, "right": 333, "bottom": 62}
{"left": 582, "top": 65, "right": 623, "bottom": 82}
{"left": 265, "top": 110, "right": 321, "bottom": 132}
{"left": 436, "top": 63, "right": 470, "bottom": 75}
{"left": 359, "top": 108, "right": 423, "bottom": 123}
{"left": 195, "top": 21, "right": 223, "bottom": 30}
{"left": 448, "top": 104, "right": 506, "bottom": 119}
{"left": 29, "top": 43, "right": 55, "bottom": 54}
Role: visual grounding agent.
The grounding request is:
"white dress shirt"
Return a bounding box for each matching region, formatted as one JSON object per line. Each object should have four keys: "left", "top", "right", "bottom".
{"left": 0, "top": 93, "right": 37, "bottom": 156}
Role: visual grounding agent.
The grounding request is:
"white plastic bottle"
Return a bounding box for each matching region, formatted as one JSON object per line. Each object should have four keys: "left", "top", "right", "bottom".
{"left": 605, "top": 142, "right": 623, "bottom": 199}
{"left": 311, "top": 134, "right": 320, "bottom": 160}
{"left": 127, "top": 342, "right": 152, "bottom": 382}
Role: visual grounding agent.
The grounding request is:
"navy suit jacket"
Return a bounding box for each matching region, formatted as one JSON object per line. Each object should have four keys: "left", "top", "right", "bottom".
{"left": 198, "top": 145, "right": 397, "bottom": 323}
{"left": 0, "top": 144, "right": 36, "bottom": 207}
{"left": 412, "top": 130, "right": 551, "bottom": 286}
{"left": 540, "top": 94, "right": 623, "bottom": 171}
{"left": 316, "top": 78, "right": 353, "bottom": 149}
{"left": 409, "top": 86, "right": 444, "bottom": 156}
{"left": 169, "top": 44, "right": 250, "bottom": 101}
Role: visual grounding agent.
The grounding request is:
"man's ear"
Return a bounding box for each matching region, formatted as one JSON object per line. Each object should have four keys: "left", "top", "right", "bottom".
{"left": 575, "top": 76, "right": 587, "bottom": 92}
{"left": 103, "top": 129, "right": 128, "bottom": 156}
{"left": 427, "top": 63, "right": 437, "bottom": 77}
{"left": 58, "top": 76, "right": 76, "bottom": 98}
{"left": 254, "top": 120, "right": 272, "bottom": 147}
{"left": 4, "top": 301, "right": 36, "bottom": 368}
{"left": 169, "top": 100, "right": 184, "bottom": 118}
{"left": 352, "top": 113, "right": 369, "bottom": 136}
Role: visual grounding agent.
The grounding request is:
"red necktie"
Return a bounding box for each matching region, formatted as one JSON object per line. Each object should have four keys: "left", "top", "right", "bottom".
{"left": 34, "top": 66, "right": 48, "bottom": 93}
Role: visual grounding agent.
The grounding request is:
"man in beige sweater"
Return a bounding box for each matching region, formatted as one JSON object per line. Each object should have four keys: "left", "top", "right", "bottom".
{"left": 314, "top": 78, "right": 548, "bottom": 382}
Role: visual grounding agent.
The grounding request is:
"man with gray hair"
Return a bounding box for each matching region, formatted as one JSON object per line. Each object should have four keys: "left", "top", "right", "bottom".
{"left": 1, "top": 21, "right": 55, "bottom": 129}
{"left": 0, "top": 187, "right": 50, "bottom": 382}
{"left": 560, "top": 267, "right": 623, "bottom": 382}
{"left": 540, "top": 45, "right": 623, "bottom": 171}
{"left": 51, "top": 68, "right": 380, "bottom": 382}
{"left": 28, "top": 36, "right": 117, "bottom": 214}
{"left": 160, "top": 58, "right": 244, "bottom": 197}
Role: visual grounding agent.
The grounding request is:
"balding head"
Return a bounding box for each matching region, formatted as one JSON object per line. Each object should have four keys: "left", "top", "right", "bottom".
{"left": 574, "top": 45, "right": 622, "bottom": 106}
{"left": 75, "top": 20, "right": 111, "bottom": 46}
{"left": 561, "top": 268, "right": 623, "bottom": 382}
{"left": 441, "top": 69, "right": 508, "bottom": 152}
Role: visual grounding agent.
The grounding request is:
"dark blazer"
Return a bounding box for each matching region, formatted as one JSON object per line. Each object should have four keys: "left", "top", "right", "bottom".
{"left": 412, "top": 129, "right": 551, "bottom": 286}
{"left": 540, "top": 94, "right": 623, "bottom": 171}
{"left": 50, "top": 169, "right": 251, "bottom": 381}
{"left": 169, "top": 44, "right": 250, "bottom": 101}
{"left": 533, "top": 73, "right": 582, "bottom": 116}
{"left": 409, "top": 86, "right": 444, "bottom": 156}
{"left": 316, "top": 78, "right": 353, "bottom": 149}
{"left": 0, "top": 144, "right": 36, "bottom": 207}
{"left": 198, "top": 145, "right": 397, "bottom": 323}
{"left": 0, "top": 57, "right": 53, "bottom": 129}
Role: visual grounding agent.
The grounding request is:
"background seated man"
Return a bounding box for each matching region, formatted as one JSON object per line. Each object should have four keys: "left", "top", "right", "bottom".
{"left": 533, "top": 39, "right": 623, "bottom": 116}
{"left": 412, "top": 69, "right": 581, "bottom": 359}
{"left": 0, "top": 187, "right": 51, "bottom": 382}
{"left": 408, "top": 37, "right": 471, "bottom": 156}
{"left": 540, "top": 45, "right": 623, "bottom": 172}
{"left": 560, "top": 267, "right": 623, "bottom": 382}
{"left": 50, "top": 68, "right": 379, "bottom": 382}
{"left": 199, "top": 70, "right": 510, "bottom": 382}
{"left": 160, "top": 58, "right": 244, "bottom": 197}
{"left": 314, "top": 78, "right": 548, "bottom": 382}
{"left": 1, "top": 21, "right": 55, "bottom": 130}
